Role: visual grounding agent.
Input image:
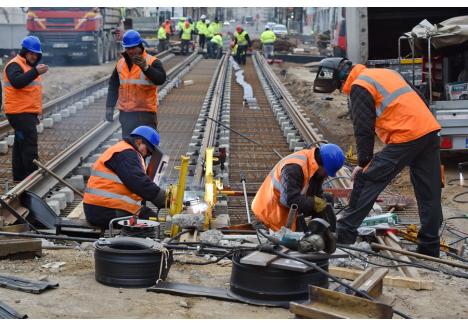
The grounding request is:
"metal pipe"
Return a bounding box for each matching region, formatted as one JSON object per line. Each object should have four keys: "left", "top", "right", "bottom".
{"left": 240, "top": 172, "right": 251, "bottom": 223}
{"left": 108, "top": 216, "right": 132, "bottom": 238}
{"left": 285, "top": 203, "right": 298, "bottom": 229}
{"left": 0, "top": 231, "right": 95, "bottom": 242}
{"left": 428, "top": 36, "right": 433, "bottom": 104}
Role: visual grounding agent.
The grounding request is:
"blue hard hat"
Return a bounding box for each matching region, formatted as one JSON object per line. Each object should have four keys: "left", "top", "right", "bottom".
{"left": 319, "top": 143, "right": 345, "bottom": 177}
{"left": 130, "top": 126, "right": 160, "bottom": 151}
{"left": 122, "top": 30, "right": 143, "bottom": 48}
{"left": 21, "top": 36, "right": 42, "bottom": 54}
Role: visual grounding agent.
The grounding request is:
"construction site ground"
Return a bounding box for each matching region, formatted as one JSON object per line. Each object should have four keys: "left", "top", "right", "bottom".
{"left": 0, "top": 60, "right": 467, "bottom": 319}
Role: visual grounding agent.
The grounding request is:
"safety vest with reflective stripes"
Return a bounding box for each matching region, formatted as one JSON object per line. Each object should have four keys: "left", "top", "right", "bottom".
{"left": 196, "top": 21, "right": 207, "bottom": 35}
{"left": 210, "top": 22, "right": 222, "bottom": 34}
{"left": 181, "top": 25, "right": 193, "bottom": 40}
{"left": 205, "top": 24, "right": 214, "bottom": 38}
{"left": 2, "top": 55, "right": 42, "bottom": 115}
{"left": 260, "top": 30, "right": 276, "bottom": 44}
{"left": 158, "top": 27, "right": 167, "bottom": 40}
{"left": 116, "top": 51, "right": 158, "bottom": 113}
{"left": 342, "top": 64, "right": 441, "bottom": 144}
{"left": 210, "top": 34, "right": 223, "bottom": 47}
{"left": 235, "top": 30, "right": 248, "bottom": 46}
{"left": 251, "top": 148, "right": 319, "bottom": 232}
{"left": 83, "top": 141, "right": 146, "bottom": 214}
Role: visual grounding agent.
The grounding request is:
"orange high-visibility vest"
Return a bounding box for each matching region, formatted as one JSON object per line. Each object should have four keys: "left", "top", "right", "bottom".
{"left": 83, "top": 141, "right": 146, "bottom": 214}
{"left": 116, "top": 51, "right": 158, "bottom": 113}
{"left": 2, "top": 55, "right": 42, "bottom": 115}
{"left": 342, "top": 64, "right": 441, "bottom": 144}
{"left": 251, "top": 148, "right": 319, "bottom": 231}
{"left": 165, "top": 22, "right": 171, "bottom": 34}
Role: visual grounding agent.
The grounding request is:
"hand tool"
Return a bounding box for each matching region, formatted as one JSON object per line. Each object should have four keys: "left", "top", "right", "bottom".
{"left": 240, "top": 172, "right": 251, "bottom": 223}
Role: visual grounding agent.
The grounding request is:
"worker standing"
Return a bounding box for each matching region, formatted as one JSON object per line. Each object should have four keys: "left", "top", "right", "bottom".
{"left": 205, "top": 22, "right": 215, "bottom": 58}
{"left": 314, "top": 57, "right": 443, "bottom": 257}
{"left": 179, "top": 21, "right": 194, "bottom": 55}
{"left": 176, "top": 17, "right": 186, "bottom": 34}
{"left": 210, "top": 17, "right": 222, "bottom": 35}
{"left": 234, "top": 26, "right": 252, "bottom": 65}
{"left": 105, "top": 30, "right": 166, "bottom": 138}
{"left": 83, "top": 126, "right": 166, "bottom": 228}
{"left": 209, "top": 33, "right": 223, "bottom": 59}
{"left": 196, "top": 15, "right": 208, "bottom": 49}
{"left": 164, "top": 19, "right": 172, "bottom": 40}
{"left": 2, "top": 36, "right": 48, "bottom": 182}
{"left": 252, "top": 144, "right": 345, "bottom": 231}
{"left": 157, "top": 23, "right": 168, "bottom": 52}
{"left": 260, "top": 26, "right": 276, "bottom": 60}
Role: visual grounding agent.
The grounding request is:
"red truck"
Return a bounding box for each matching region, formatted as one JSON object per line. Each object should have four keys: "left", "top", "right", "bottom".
{"left": 26, "top": 7, "right": 123, "bottom": 65}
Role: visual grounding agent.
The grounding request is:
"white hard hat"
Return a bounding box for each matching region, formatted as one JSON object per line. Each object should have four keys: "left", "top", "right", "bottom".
{"left": 200, "top": 15, "right": 206, "bottom": 19}
{"left": 206, "top": 19, "right": 210, "bottom": 24}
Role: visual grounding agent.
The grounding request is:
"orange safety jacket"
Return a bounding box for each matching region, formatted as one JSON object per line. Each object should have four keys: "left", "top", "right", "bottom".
{"left": 83, "top": 141, "right": 146, "bottom": 214}
{"left": 2, "top": 55, "right": 42, "bottom": 115}
{"left": 165, "top": 22, "right": 172, "bottom": 34}
{"left": 116, "top": 51, "right": 158, "bottom": 113}
{"left": 251, "top": 148, "right": 319, "bottom": 231}
{"left": 342, "top": 64, "right": 441, "bottom": 144}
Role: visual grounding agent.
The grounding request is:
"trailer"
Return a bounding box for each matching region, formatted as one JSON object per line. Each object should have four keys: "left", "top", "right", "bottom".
{"left": 26, "top": 7, "right": 123, "bottom": 65}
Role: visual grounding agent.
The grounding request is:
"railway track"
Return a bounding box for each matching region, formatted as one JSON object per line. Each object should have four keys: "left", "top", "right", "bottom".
{"left": 0, "top": 51, "right": 351, "bottom": 228}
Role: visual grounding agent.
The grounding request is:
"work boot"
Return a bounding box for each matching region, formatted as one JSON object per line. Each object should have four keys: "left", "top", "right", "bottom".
{"left": 416, "top": 244, "right": 440, "bottom": 258}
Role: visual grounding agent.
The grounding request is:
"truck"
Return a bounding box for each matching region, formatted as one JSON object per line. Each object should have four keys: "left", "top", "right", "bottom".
{"left": 26, "top": 7, "right": 123, "bottom": 65}
{"left": 312, "top": 7, "right": 468, "bottom": 152}
{"left": 0, "top": 7, "right": 28, "bottom": 57}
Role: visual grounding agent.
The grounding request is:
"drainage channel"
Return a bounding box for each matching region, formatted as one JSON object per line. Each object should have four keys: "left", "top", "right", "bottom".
{"left": 0, "top": 53, "right": 203, "bottom": 223}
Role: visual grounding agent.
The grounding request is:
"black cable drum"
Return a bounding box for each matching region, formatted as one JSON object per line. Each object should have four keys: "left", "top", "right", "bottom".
{"left": 229, "top": 251, "right": 329, "bottom": 306}
{"left": 94, "top": 237, "right": 172, "bottom": 288}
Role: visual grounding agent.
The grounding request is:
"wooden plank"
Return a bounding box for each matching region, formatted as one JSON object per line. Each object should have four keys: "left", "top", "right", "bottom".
{"left": 0, "top": 239, "right": 42, "bottom": 258}
{"left": 0, "top": 224, "right": 29, "bottom": 233}
{"left": 290, "top": 285, "right": 393, "bottom": 319}
{"left": 67, "top": 202, "right": 84, "bottom": 219}
{"left": 329, "top": 266, "right": 433, "bottom": 290}
{"left": 382, "top": 235, "right": 420, "bottom": 279}
{"left": 350, "top": 267, "right": 388, "bottom": 298}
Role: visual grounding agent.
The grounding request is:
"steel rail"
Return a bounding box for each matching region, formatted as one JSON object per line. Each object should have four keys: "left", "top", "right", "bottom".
{"left": 0, "top": 52, "right": 202, "bottom": 224}
{"left": 0, "top": 50, "right": 174, "bottom": 139}
{"left": 253, "top": 52, "right": 352, "bottom": 191}
{"left": 193, "top": 54, "right": 230, "bottom": 184}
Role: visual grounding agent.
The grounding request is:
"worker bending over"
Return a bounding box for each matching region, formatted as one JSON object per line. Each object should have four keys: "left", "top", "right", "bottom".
{"left": 233, "top": 26, "right": 252, "bottom": 65}
{"left": 83, "top": 126, "right": 166, "bottom": 228}
{"left": 252, "top": 144, "right": 345, "bottom": 231}
{"left": 106, "top": 30, "right": 166, "bottom": 137}
{"left": 209, "top": 33, "right": 223, "bottom": 59}
{"left": 314, "top": 57, "right": 443, "bottom": 257}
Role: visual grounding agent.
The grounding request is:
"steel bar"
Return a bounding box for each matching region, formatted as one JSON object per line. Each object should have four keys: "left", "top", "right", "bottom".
{"left": 33, "top": 159, "right": 84, "bottom": 197}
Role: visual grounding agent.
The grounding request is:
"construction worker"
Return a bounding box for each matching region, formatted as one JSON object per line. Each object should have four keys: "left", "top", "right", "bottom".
{"left": 164, "top": 19, "right": 172, "bottom": 39}
{"left": 233, "top": 26, "right": 252, "bottom": 65}
{"left": 105, "top": 30, "right": 166, "bottom": 138}
{"left": 210, "top": 17, "right": 223, "bottom": 35}
{"left": 205, "top": 22, "right": 215, "bottom": 58}
{"left": 176, "top": 17, "right": 186, "bottom": 33}
{"left": 196, "top": 15, "right": 208, "bottom": 49}
{"left": 83, "top": 126, "right": 166, "bottom": 228}
{"left": 2, "top": 36, "right": 48, "bottom": 182}
{"left": 209, "top": 33, "right": 223, "bottom": 59}
{"left": 179, "top": 21, "right": 194, "bottom": 55}
{"left": 157, "top": 23, "right": 168, "bottom": 52}
{"left": 252, "top": 144, "right": 345, "bottom": 232}
{"left": 314, "top": 57, "right": 443, "bottom": 257}
{"left": 260, "top": 26, "right": 276, "bottom": 60}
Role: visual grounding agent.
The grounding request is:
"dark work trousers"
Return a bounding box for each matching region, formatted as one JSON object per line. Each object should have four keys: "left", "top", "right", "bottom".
{"left": 119, "top": 110, "right": 158, "bottom": 139}
{"left": 198, "top": 34, "right": 206, "bottom": 49}
{"left": 158, "top": 39, "right": 168, "bottom": 52}
{"left": 6, "top": 113, "right": 39, "bottom": 182}
{"left": 84, "top": 203, "right": 159, "bottom": 229}
{"left": 181, "top": 40, "right": 190, "bottom": 55}
{"left": 336, "top": 131, "right": 443, "bottom": 256}
{"left": 237, "top": 45, "right": 248, "bottom": 65}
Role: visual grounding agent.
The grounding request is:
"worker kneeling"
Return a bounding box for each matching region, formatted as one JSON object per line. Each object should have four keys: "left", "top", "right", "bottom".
{"left": 83, "top": 126, "right": 166, "bottom": 228}
{"left": 252, "top": 144, "right": 345, "bottom": 232}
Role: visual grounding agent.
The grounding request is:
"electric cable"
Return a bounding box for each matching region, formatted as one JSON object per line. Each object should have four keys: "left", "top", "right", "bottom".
{"left": 174, "top": 248, "right": 243, "bottom": 265}
{"left": 339, "top": 247, "right": 419, "bottom": 268}
{"left": 446, "top": 178, "right": 468, "bottom": 204}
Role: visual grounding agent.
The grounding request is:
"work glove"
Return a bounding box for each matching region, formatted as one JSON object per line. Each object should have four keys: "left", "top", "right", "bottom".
{"left": 105, "top": 107, "right": 114, "bottom": 122}
{"left": 312, "top": 195, "right": 327, "bottom": 214}
{"left": 151, "top": 190, "right": 166, "bottom": 209}
{"left": 138, "top": 206, "right": 159, "bottom": 220}
{"left": 132, "top": 55, "right": 149, "bottom": 71}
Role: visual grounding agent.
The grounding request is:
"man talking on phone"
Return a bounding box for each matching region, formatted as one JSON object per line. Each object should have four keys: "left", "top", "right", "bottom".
{"left": 105, "top": 30, "right": 166, "bottom": 137}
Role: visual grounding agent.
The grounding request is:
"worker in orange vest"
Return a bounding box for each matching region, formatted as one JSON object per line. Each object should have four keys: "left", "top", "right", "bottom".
{"left": 314, "top": 57, "right": 443, "bottom": 257}
{"left": 83, "top": 126, "right": 166, "bottom": 228}
{"left": 2, "top": 36, "right": 49, "bottom": 182}
{"left": 252, "top": 144, "right": 345, "bottom": 232}
{"left": 105, "top": 30, "right": 166, "bottom": 137}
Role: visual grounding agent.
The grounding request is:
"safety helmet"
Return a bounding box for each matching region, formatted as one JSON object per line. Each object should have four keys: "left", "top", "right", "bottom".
{"left": 200, "top": 14, "right": 206, "bottom": 20}
{"left": 21, "top": 36, "right": 42, "bottom": 54}
{"left": 130, "top": 126, "right": 160, "bottom": 152}
{"left": 319, "top": 143, "right": 345, "bottom": 177}
{"left": 122, "top": 30, "right": 143, "bottom": 48}
{"left": 236, "top": 26, "right": 242, "bottom": 33}
{"left": 184, "top": 21, "right": 190, "bottom": 28}
{"left": 265, "top": 25, "right": 270, "bottom": 30}
{"left": 313, "top": 57, "right": 353, "bottom": 93}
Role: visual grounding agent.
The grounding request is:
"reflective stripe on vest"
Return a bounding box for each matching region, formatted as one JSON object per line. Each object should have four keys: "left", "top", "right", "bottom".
{"left": 236, "top": 31, "right": 248, "bottom": 45}
{"left": 117, "top": 55, "right": 154, "bottom": 86}
{"left": 2, "top": 54, "right": 43, "bottom": 115}
{"left": 270, "top": 153, "right": 308, "bottom": 206}
{"left": 356, "top": 75, "right": 413, "bottom": 117}
{"left": 90, "top": 169, "right": 123, "bottom": 183}
{"left": 84, "top": 187, "right": 140, "bottom": 206}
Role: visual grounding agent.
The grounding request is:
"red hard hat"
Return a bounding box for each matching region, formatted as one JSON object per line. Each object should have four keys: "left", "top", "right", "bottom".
{"left": 236, "top": 26, "right": 242, "bottom": 33}
{"left": 185, "top": 21, "right": 190, "bottom": 27}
